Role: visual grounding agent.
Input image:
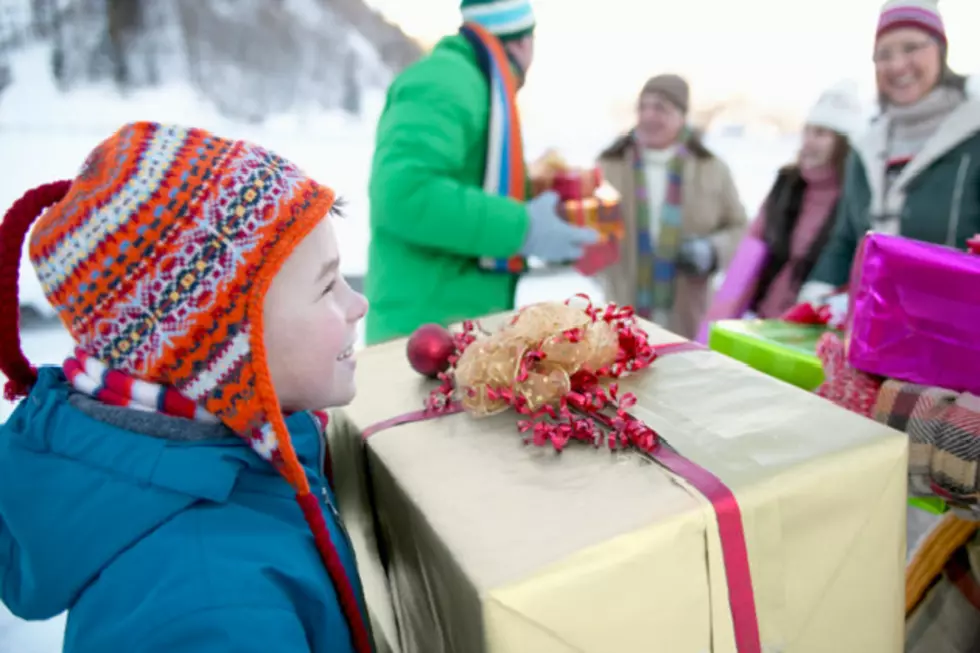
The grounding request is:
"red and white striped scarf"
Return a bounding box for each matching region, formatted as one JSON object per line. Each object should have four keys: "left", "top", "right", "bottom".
{"left": 63, "top": 347, "right": 329, "bottom": 450}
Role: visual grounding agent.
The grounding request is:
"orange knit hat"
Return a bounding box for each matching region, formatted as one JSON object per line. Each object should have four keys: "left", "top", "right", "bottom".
{"left": 0, "top": 122, "right": 372, "bottom": 652}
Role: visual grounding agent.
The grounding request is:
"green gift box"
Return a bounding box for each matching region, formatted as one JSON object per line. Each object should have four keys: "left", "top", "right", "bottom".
{"left": 708, "top": 319, "right": 829, "bottom": 391}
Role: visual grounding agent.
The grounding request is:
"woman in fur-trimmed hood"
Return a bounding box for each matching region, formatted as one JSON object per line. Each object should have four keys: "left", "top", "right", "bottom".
{"left": 801, "top": 0, "right": 980, "bottom": 303}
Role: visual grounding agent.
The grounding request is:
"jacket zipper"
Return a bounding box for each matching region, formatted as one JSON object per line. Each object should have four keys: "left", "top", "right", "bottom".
{"left": 314, "top": 415, "right": 355, "bottom": 550}
{"left": 946, "top": 154, "right": 971, "bottom": 247}
{"left": 313, "top": 417, "right": 370, "bottom": 626}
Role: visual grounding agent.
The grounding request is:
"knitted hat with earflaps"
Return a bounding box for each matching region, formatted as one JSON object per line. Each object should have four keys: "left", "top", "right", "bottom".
{"left": 460, "top": 0, "right": 535, "bottom": 42}
{"left": 0, "top": 122, "right": 373, "bottom": 653}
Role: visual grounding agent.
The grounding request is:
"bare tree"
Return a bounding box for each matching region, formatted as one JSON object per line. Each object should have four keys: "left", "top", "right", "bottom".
{"left": 106, "top": 0, "right": 141, "bottom": 86}
{"left": 341, "top": 49, "right": 361, "bottom": 115}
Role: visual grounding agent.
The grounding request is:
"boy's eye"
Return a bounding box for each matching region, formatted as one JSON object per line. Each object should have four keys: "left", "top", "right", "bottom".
{"left": 320, "top": 281, "right": 335, "bottom": 298}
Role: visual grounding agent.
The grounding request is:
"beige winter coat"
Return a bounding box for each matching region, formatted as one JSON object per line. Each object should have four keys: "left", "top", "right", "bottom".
{"left": 597, "top": 133, "right": 748, "bottom": 339}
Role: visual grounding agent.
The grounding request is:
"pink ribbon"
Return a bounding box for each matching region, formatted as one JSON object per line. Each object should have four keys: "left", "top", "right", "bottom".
{"left": 361, "top": 341, "right": 761, "bottom": 652}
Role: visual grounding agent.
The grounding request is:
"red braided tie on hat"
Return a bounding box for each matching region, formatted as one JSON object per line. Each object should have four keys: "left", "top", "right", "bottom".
{"left": 0, "top": 180, "right": 72, "bottom": 400}
{"left": 296, "top": 492, "right": 375, "bottom": 653}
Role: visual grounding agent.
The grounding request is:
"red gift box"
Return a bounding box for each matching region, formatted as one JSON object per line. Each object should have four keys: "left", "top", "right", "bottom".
{"left": 559, "top": 197, "right": 622, "bottom": 276}
{"left": 552, "top": 167, "right": 603, "bottom": 201}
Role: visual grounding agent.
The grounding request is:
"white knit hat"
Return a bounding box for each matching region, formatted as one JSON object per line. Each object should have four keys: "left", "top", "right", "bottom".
{"left": 805, "top": 80, "right": 864, "bottom": 138}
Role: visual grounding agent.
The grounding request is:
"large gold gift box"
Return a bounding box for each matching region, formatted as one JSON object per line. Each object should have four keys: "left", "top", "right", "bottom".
{"left": 328, "top": 316, "right": 908, "bottom": 653}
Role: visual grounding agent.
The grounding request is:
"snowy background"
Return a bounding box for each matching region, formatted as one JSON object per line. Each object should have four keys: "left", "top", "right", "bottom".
{"left": 0, "top": 0, "right": 938, "bottom": 648}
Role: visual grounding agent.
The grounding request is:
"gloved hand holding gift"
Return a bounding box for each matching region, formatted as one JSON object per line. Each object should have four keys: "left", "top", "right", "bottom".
{"left": 481, "top": 151, "right": 617, "bottom": 275}
{"left": 529, "top": 150, "right": 625, "bottom": 276}
{"left": 519, "top": 191, "right": 599, "bottom": 264}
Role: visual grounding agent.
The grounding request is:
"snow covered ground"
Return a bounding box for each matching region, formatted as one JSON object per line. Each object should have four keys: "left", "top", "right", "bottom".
{"left": 0, "top": 44, "right": 798, "bottom": 651}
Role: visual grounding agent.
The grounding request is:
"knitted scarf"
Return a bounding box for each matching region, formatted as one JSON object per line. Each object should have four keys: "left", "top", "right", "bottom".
{"left": 60, "top": 347, "right": 354, "bottom": 594}
{"left": 633, "top": 130, "right": 688, "bottom": 321}
{"left": 875, "top": 85, "right": 965, "bottom": 235}
{"left": 62, "top": 346, "right": 332, "bottom": 464}
{"left": 459, "top": 22, "right": 528, "bottom": 274}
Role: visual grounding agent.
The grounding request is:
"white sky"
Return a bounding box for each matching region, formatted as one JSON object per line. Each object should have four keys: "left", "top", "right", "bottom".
{"left": 367, "top": 0, "right": 980, "bottom": 127}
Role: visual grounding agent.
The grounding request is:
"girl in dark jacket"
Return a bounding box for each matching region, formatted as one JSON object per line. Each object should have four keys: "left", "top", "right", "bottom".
{"left": 745, "top": 81, "right": 862, "bottom": 318}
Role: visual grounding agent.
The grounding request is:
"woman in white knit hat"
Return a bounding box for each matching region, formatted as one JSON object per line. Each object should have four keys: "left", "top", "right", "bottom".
{"left": 742, "top": 80, "right": 863, "bottom": 318}
{"left": 800, "top": 0, "right": 980, "bottom": 303}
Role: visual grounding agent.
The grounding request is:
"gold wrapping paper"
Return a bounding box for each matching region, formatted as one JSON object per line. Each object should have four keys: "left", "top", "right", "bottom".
{"left": 328, "top": 313, "right": 908, "bottom": 653}
{"left": 558, "top": 197, "right": 624, "bottom": 242}
{"left": 528, "top": 150, "right": 603, "bottom": 200}
{"left": 529, "top": 149, "right": 566, "bottom": 197}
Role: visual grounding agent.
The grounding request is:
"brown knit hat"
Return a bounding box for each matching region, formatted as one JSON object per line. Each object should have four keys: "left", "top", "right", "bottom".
{"left": 641, "top": 74, "right": 690, "bottom": 113}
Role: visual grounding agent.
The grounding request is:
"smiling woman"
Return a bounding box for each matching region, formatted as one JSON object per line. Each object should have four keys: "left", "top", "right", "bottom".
{"left": 801, "top": 0, "right": 980, "bottom": 303}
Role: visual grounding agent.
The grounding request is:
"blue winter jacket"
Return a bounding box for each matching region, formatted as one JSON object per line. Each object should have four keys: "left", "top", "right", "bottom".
{"left": 0, "top": 367, "right": 369, "bottom": 652}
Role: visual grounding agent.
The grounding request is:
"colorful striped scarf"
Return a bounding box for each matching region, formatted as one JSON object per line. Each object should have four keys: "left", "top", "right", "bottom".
{"left": 460, "top": 22, "right": 529, "bottom": 274}
{"left": 62, "top": 346, "right": 334, "bottom": 462}
{"left": 62, "top": 347, "right": 332, "bottom": 454}
{"left": 633, "top": 130, "right": 688, "bottom": 321}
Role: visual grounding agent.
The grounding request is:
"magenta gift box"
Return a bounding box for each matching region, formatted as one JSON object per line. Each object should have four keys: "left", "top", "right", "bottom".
{"left": 846, "top": 232, "right": 980, "bottom": 394}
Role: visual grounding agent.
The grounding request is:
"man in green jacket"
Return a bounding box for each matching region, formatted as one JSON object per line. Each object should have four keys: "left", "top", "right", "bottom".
{"left": 364, "top": 0, "right": 599, "bottom": 344}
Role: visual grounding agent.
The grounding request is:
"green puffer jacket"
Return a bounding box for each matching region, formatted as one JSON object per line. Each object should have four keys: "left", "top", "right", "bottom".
{"left": 365, "top": 34, "right": 530, "bottom": 345}
{"left": 808, "top": 85, "right": 980, "bottom": 288}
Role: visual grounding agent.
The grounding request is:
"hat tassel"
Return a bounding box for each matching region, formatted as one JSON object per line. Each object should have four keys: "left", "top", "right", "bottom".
{"left": 296, "top": 490, "right": 375, "bottom": 653}
{"left": 0, "top": 180, "right": 72, "bottom": 400}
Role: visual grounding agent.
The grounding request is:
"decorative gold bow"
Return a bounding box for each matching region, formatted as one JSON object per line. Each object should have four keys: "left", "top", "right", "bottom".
{"left": 454, "top": 302, "right": 620, "bottom": 416}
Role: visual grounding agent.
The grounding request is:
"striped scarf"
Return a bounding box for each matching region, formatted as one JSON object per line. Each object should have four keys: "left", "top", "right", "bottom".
{"left": 63, "top": 347, "right": 330, "bottom": 459}
{"left": 633, "top": 130, "right": 688, "bottom": 321}
{"left": 460, "top": 22, "right": 528, "bottom": 274}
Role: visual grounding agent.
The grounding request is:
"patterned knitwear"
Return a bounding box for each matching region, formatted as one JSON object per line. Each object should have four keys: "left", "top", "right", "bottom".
{"left": 460, "top": 0, "right": 535, "bottom": 41}
{"left": 0, "top": 122, "right": 373, "bottom": 653}
{"left": 877, "top": 0, "right": 946, "bottom": 45}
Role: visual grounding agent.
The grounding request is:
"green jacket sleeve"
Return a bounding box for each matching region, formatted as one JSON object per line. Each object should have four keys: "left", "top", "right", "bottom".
{"left": 807, "top": 153, "right": 863, "bottom": 287}
{"left": 369, "top": 56, "right": 529, "bottom": 259}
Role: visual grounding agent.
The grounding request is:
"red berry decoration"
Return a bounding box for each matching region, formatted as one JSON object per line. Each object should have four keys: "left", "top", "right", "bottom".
{"left": 407, "top": 323, "right": 456, "bottom": 378}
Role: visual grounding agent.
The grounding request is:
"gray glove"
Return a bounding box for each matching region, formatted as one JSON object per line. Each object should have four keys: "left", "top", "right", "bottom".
{"left": 520, "top": 191, "right": 599, "bottom": 263}
{"left": 676, "top": 237, "right": 717, "bottom": 276}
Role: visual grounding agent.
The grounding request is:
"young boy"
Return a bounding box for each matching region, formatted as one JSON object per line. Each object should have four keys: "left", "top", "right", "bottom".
{"left": 0, "top": 122, "right": 373, "bottom": 652}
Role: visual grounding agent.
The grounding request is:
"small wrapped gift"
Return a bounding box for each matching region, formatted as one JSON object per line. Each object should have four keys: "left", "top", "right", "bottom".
{"left": 558, "top": 196, "right": 623, "bottom": 276}
{"left": 330, "top": 301, "right": 907, "bottom": 653}
{"left": 483, "top": 152, "right": 617, "bottom": 275}
{"left": 558, "top": 196, "right": 623, "bottom": 237}
{"left": 529, "top": 149, "right": 603, "bottom": 201}
{"left": 529, "top": 149, "right": 566, "bottom": 197}
{"left": 552, "top": 167, "right": 602, "bottom": 201}
{"left": 846, "top": 232, "right": 980, "bottom": 395}
{"left": 708, "top": 318, "right": 829, "bottom": 391}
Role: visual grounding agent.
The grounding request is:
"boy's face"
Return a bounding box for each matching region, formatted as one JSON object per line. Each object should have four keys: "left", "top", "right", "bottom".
{"left": 263, "top": 219, "right": 368, "bottom": 412}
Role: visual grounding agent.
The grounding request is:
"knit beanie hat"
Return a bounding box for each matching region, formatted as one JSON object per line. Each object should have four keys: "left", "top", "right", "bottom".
{"left": 641, "top": 74, "right": 690, "bottom": 113}
{"left": 806, "top": 79, "right": 864, "bottom": 138}
{"left": 876, "top": 0, "right": 946, "bottom": 45}
{"left": 460, "top": 0, "right": 535, "bottom": 42}
{"left": 0, "top": 122, "right": 373, "bottom": 653}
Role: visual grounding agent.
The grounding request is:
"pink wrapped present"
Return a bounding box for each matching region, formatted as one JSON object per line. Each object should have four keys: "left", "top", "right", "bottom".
{"left": 696, "top": 236, "right": 768, "bottom": 343}
{"left": 846, "top": 232, "right": 980, "bottom": 394}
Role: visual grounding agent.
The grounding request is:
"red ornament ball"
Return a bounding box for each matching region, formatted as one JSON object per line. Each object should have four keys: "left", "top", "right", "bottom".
{"left": 407, "top": 323, "right": 456, "bottom": 378}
